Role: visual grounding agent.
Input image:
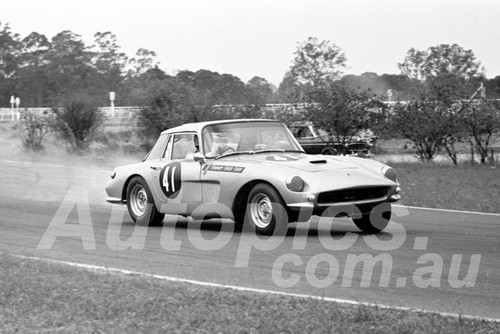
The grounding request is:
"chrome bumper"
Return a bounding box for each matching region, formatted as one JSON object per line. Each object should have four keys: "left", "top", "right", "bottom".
{"left": 106, "top": 197, "right": 125, "bottom": 204}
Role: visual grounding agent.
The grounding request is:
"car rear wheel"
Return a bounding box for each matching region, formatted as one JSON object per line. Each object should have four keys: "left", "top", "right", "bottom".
{"left": 244, "top": 183, "right": 288, "bottom": 235}
{"left": 352, "top": 202, "right": 391, "bottom": 233}
{"left": 126, "top": 176, "right": 165, "bottom": 226}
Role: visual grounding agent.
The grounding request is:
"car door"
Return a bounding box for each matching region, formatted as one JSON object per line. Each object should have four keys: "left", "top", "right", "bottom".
{"left": 150, "top": 133, "right": 203, "bottom": 209}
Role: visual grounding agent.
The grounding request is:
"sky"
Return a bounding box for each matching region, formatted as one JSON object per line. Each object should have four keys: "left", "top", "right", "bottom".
{"left": 1, "top": 0, "right": 500, "bottom": 86}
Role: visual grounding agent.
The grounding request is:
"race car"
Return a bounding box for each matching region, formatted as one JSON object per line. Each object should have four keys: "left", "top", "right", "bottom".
{"left": 105, "top": 119, "right": 401, "bottom": 235}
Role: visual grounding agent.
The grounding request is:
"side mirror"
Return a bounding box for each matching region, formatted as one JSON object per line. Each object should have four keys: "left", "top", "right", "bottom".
{"left": 193, "top": 152, "right": 206, "bottom": 164}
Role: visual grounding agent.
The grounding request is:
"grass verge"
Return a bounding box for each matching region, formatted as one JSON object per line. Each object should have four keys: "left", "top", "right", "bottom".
{"left": 1, "top": 254, "right": 499, "bottom": 333}
{"left": 390, "top": 162, "right": 500, "bottom": 214}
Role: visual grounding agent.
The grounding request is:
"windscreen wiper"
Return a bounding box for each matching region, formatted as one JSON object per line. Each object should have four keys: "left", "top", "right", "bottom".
{"left": 215, "top": 151, "right": 253, "bottom": 160}
{"left": 215, "top": 149, "right": 305, "bottom": 160}
{"left": 253, "top": 149, "right": 305, "bottom": 154}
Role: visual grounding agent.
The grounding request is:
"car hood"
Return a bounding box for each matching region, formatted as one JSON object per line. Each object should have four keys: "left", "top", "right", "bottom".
{"left": 216, "top": 152, "right": 394, "bottom": 190}
{"left": 222, "top": 152, "right": 375, "bottom": 172}
{"left": 261, "top": 153, "right": 363, "bottom": 172}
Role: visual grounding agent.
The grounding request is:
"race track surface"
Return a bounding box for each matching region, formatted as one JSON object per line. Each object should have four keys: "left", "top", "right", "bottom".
{"left": 0, "top": 160, "right": 499, "bottom": 319}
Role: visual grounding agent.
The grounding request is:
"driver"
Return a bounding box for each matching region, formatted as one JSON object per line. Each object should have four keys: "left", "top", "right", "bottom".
{"left": 216, "top": 143, "right": 234, "bottom": 156}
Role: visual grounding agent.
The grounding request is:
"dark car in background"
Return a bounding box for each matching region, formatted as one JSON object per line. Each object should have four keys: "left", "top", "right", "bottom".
{"left": 289, "top": 122, "right": 373, "bottom": 156}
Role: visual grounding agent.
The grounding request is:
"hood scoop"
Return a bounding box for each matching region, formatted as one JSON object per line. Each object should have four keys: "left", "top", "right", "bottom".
{"left": 309, "top": 159, "right": 328, "bottom": 164}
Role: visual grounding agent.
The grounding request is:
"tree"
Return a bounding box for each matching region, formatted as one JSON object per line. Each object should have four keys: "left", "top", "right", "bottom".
{"left": 90, "top": 31, "right": 128, "bottom": 91}
{"left": 197, "top": 70, "right": 246, "bottom": 104}
{"left": 21, "top": 109, "right": 52, "bottom": 151}
{"left": 0, "top": 22, "right": 20, "bottom": 79}
{"left": 120, "top": 66, "right": 170, "bottom": 106}
{"left": 306, "top": 84, "right": 376, "bottom": 153}
{"left": 392, "top": 99, "right": 448, "bottom": 162}
{"left": 0, "top": 22, "right": 20, "bottom": 106}
{"left": 424, "top": 74, "right": 486, "bottom": 165}
{"left": 426, "top": 74, "right": 467, "bottom": 106}
{"left": 14, "top": 32, "right": 51, "bottom": 106}
{"left": 15, "top": 66, "right": 50, "bottom": 107}
{"left": 191, "top": 69, "right": 220, "bottom": 91}
{"left": 288, "top": 37, "right": 347, "bottom": 89}
{"left": 44, "top": 30, "right": 97, "bottom": 101}
{"left": 484, "top": 76, "right": 500, "bottom": 99}
{"left": 136, "top": 78, "right": 213, "bottom": 147}
{"left": 439, "top": 103, "right": 467, "bottom": 166}
{"left": 175, "top": 69, "right": 251, "bottom": 105}
{"left": 399, "top": 44, "right": 482, "bottom": 81}
{"left": 463, "top": 99, "right": 500, "bottom": 164}
{"left": 398, "top": 48, "right": 428, "bottom": 81}
{"left": 213, "top": 73, "right": 247, "bottom": 104}
{"left": 51, "top": 92, "right": 103, "bottom": 152}
{"left": 245, "top": 76, "right": 275, "bottom": 104}
{"left": 128, "top": 48, "right": 159, "bottom": 77}
{"left": 19, "top": 32, "right": 50, "bottom": 67}
{"left": 276, "top": 71, "right": 306, "bottom": 102}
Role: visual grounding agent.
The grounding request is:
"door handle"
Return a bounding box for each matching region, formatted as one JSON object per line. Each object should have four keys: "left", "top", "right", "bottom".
{"left": 150, "top": 166, "right": 162, "bottom": 170}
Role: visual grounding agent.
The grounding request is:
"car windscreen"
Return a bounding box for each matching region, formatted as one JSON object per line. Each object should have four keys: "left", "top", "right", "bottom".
{"left": 146, "top": 134, "right": 169, "bottom": 161}
{"left": 202, "top": 122, "right": 302, "bottom": 158}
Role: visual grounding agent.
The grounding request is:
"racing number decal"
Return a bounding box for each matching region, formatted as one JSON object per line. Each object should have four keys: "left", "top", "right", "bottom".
{"left": 159, "top": 162, "right": 181, "bottom": 198}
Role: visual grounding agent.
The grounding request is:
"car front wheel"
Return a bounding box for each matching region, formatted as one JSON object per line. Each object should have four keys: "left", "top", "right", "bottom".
{"left": 126, "top": 176, "right": 165, "bottom": 226}
{"left": 244, "top": 183, "right": 288, "bottom": 235}
{"left": 352, "top": 202, "right": 391, "bottom": 233}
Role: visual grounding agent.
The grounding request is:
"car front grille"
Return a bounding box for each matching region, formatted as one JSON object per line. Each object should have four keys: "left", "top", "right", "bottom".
{"left": 317, "top": 186, "right": 390, "bottom": 204}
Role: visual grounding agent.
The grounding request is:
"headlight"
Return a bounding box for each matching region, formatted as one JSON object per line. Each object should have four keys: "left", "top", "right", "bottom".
{"left": 285, "top": 175, "right": 305, "bottom": 192}
{"left": 381, "top": 166, "right": 397, "bottom": 182}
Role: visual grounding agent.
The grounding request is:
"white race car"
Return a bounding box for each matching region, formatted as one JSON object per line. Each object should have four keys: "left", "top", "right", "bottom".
{"left": 105, "top": 119, "right": 401, "bottom": 235}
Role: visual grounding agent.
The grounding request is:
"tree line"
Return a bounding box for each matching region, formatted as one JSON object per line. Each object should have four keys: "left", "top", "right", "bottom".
{"left": 0, "top": 22, "right": 277, "bottom": 108}
{"left": 2, "top": 23, "right": 499, "bottom": 163}
{"left": 3, "top": 23, "right": 500, "bottom": 107}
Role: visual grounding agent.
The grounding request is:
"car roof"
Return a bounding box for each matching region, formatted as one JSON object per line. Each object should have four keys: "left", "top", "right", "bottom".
{"left": 161, "top": 119, "right": 281, "bottom": 135}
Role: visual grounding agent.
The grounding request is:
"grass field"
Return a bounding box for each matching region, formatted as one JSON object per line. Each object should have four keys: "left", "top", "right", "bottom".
{"left": 1, "top": 254, "right": 498, "bottom": 333}
{"left": 388, "top": 162, "right": 500, "bottom": 214}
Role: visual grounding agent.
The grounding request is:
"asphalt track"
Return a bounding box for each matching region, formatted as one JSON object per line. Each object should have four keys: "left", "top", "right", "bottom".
{"left": 0, "top": 159, "right": 499, "bottom": 320}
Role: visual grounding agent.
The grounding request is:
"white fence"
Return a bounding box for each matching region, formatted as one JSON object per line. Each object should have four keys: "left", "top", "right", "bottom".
{"left": 0, "top": 108, "right": 53, "bottom": 121}
{"left": 0, "top": 106, "right": 142, "bottom": 123}
{"left": 0, "top": 102, "right": 400, "bottom": 123}
{"left": 0, "top": 105, "right": 308, "bottom": 122}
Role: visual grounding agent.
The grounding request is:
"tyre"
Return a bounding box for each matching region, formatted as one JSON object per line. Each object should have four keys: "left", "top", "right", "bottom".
{"left": 352, "top": 202, "right": 391, "bottom": 233}
{"left": 126, "top": 176, "right": 165, "bottom": 226}
{"left": 243, "top": 183, "right": 289, "bottom": 235}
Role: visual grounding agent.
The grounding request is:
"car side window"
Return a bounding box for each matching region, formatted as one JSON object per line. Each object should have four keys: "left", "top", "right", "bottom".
{"left": 295, "top": 126, "right": 313, "bottom": 138}
{"left": 171, "top": 133, "right": 198, "bottom": 160}
{"left": 161, "top": 135, "right": 173, "bottom": 160}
